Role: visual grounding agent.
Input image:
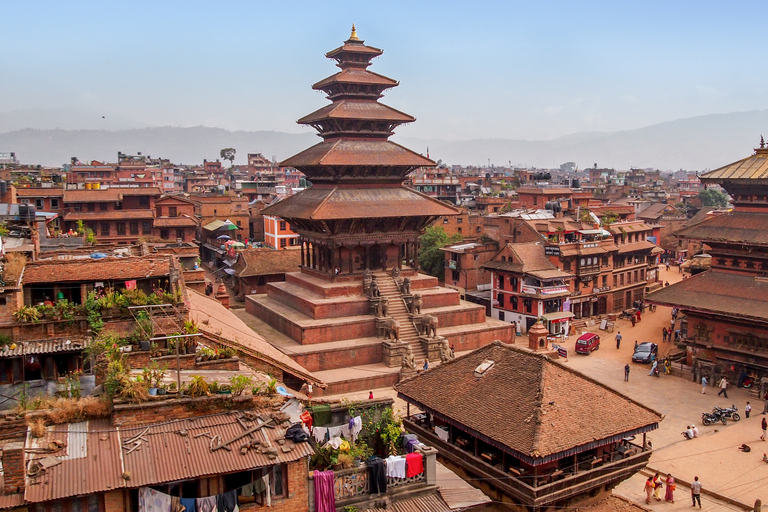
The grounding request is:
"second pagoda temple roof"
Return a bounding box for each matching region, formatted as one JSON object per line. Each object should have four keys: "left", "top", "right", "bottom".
{"left": 280, "top": 139, "right": 434, "bottom": 168}
{"left": 298, "top": 100, "right": 415, "bottom": 124}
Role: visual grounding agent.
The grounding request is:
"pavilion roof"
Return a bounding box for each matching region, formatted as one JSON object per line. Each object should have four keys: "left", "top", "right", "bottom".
{"left": 646, "top": 270, "right": 768, "bottom": 323}
{"left": 280, "top": 140, "right": 434, "bottom": 168}
{"left": 396, "top": 342, "right": 662, "bottom": 465}
{"left": 298, "top": 100, "right": 414, "bottom": 124}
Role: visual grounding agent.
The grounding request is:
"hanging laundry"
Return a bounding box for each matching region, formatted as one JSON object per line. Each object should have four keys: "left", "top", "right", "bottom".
{"left": 217, "top": 490, "right": 238, "bottom": 512}
{"left": 313, "top": 427, "right": 328, "bottom": 444}
{"left": 139, "top": 488, "right": 172, "bottom": 512}
{"left": 263, "top": 473, "right": 271, "bottom": 507}
{"left": 313, "top": 470, "right": 336, "bottom": 512}
{"left": 385, "top": 455, "right": 407, "bottom": 479}
{"left": 180, "top": 498, "right": 196, "bottom": 512}
{"left": 352, "top": 416, "right": 362, "bottom": 438}
{"left": 196, "top": 496, "right": 217, "bottom": 512}
{"left": 171, "top": 496, "right": 186, "bottom": 512}
{"left": 253, "top": 477, "right": 266, "bottom": 495}
{"left": 434, "top": 426, "right": 449, "bottom": 442}
{"left": 324, "top": 437, "right": 343, "bottom": 450}
{"left": 405, "top": 453, "right": 424, "bottom": 478}
{"left": 312, "top": 404, "right": 332, "bottom": 426}
{"left": 240, "top": 482, "right": 255, "bottom": 498}
{"left": 367, "top": 457, "right": 387, "bottom": 493}
{"left": 327, "top": 425, "right": 343, "bottom": 439}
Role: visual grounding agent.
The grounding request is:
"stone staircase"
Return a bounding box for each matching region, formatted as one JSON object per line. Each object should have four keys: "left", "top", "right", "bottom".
{"left": 373, "top": 271, "right": 426, "bottom": 362}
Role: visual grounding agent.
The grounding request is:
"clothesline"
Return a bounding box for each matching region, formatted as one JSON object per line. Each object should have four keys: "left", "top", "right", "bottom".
{"left": 312, "top": 415, "right": 362, "bottom": 446}
{"left": 138, "top": 468, "right": 276, "bottom": 512}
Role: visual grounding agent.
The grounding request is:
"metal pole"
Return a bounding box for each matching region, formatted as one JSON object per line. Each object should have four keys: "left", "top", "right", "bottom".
{"left": 176, "top": 334, "right": 181, "bottom": 393}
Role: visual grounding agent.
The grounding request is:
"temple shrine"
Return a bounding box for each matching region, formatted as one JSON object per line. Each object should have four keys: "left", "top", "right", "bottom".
{"left": 647, "top": 138, "right": 768, "bottom": 394}
{"left": 248, "top": 27, "right": 512, "bottom": 394}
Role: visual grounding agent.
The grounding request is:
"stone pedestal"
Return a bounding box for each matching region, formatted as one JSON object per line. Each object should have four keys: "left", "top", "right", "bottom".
{"left": 215, "top": 284, "right": 230, "bottom": 309}
{"left": 421, "top": 335, "right": 446, "bottom": 362}
{"left": 399, "top": 368, "right": 417, "bottom": 382}
{"left": 382, "top": 340, "right": 411, "bottom": 367}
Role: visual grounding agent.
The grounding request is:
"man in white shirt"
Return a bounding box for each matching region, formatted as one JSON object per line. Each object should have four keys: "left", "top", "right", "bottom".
{"left": 690, "top": 477, "right": 702, "bottom": 508}
{"left": 691, "top": 425, "right": 699, "bottom": 438}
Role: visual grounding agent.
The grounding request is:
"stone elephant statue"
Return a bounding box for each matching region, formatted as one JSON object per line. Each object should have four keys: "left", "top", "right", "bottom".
{"left": 415, "top": 314, "right": 438, "bottom": 338}
{"left": 409, "top": 294, "right": 422, "bottom": 314}
{"left": 381, "top": 318, "right": 400, "bottom": 341}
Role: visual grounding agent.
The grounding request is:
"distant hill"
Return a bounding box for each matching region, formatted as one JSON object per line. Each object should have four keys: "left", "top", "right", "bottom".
{"left": 2, "top": 110, "right": 768, "bottom": 169}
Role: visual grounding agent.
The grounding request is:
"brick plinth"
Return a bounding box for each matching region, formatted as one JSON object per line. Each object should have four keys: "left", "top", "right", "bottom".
{"left": 292, "top": 343, "right": 382, "bottom": 372}
{"left": 2, "top": 442, "right": 25, "bottom": 494}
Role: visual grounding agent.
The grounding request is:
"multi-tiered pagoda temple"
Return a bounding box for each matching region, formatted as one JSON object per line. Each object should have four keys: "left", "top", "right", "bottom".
{"left": 262, "top": 25, "right": 458, "bottom": 277}
{"left": 249, "top": 28, "right": 512, "bottom": 395}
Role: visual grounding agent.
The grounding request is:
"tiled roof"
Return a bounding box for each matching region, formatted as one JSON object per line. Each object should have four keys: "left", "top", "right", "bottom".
{"left": 636, "top": 203, "right": 675, "bottom": 220}
{"left": 262, "top": 186, "right": 458, "bottom": 221}
{"left": 298, "top": 100, "right": 415, "bottom": 124}
{"left": 606, "top": 221, "right": 652, "bottom": 235}
{"left": 187, "top": 290, "right": 322, "bottom": 387}
{"left": 280, "top": 140, "right": 434, "bottom": 168}
{"left": 235, "top": 249, "right": 301, "bottom": 278}
{"left": 15, "top": 188, "right": 64, "bottom": 197}
{"left": 616, "top": 240, "right": 660, "bottom": 253}
{"left": 326, "top": 41, "right": 383, "bottom": 58}
{"left": 700, "top": 147, "right": 768, "bottom": 182}
{"left": 646, "top": 270, "right": 768, "bottom": 322}
{"left": 64, "top": 210, "right": 155, "bottom": 221}
{"left": 313, "top": 68, "right": 397, "bottom": 90}
{"left": 675, "top": 211, "right": 768, "bottom": 247}
{"left": 396, "top": 342, "right": 662, "bottom": 464}
{"left": 23, "top": 413, "right": 313, "bottom": 503}
{"left": 153, "top": 217, "right": 198, "bottom": 227}
{"left": 22, "top": 256, "right": 171, "bottom": 284}
{"left": 63, "top": 188, "right": 161, "bottom": 203}
{"left": 483, "top": 242, "right": 573, "bottom": 281}
{"left": 516, "top": 187, "right": 574, "bottom": 196}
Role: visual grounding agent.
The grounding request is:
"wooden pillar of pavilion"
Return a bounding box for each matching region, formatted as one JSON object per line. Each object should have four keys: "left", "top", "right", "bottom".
{"left": 300, "top": 240, "right": 306, "bottom": 267}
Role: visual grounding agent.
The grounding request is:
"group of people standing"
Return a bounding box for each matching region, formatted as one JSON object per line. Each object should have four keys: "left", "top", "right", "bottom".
{"left": 644, "top": 473, "right": 702, "bottom": 508}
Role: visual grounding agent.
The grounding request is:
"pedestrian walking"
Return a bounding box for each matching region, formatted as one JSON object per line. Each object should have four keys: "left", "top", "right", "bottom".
{"left": 746, "top": 401, "right": 751, "bottom": 419}
{"left": 649, "top": 360, "right": 658, "bottom": 376}
{"left": 763, "top": 390, "right": 768, "bottom": 415}
{"left": 652, "top": 473, "right": 663, "bottom": 501}
{"left": 636, "top": 309, "right": 642, "bottom": 322}
{"left": 717, "top": 377, "right": 729, "bottom": 398}
{"left": 624, "top": 364, "right": 630, "bottom": 382}
{"left": 644, "top": 476, "right": 654, "bottom": 505}
{"left": 631, "top": 314, "right": 636, "bottom": 327}
{"left": 423, "top": 358, "right": 429, "bottom": 371}
{"left": 665, "top": 474, "right": 676, "bottom": 503}
{"left": 761, "top": 417, "right": 767, "bottom": 441}
{"left": 368, "top": 391, "right": 373, "bottom": 400}
{"left": 616, "top": 331, "right": 622, "bottom": 349}
{"left": 690, "top": 477, "right": 702, "bottom": 508}
{"left": 662, "top": 327, "right": 668, "bottom": 342}
{"left": 634, "top": 340, "right": 638, "bottom": 351}
{"left": 670, "top": 318, "right": 675, "bottom": 331}
{"left": 701, "top": 376, "right": 707, "bottom": 394}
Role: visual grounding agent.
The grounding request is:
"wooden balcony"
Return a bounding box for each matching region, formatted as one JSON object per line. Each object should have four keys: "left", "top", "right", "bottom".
{"left": 404, "top": 419, "right": 651, "bottom": 508}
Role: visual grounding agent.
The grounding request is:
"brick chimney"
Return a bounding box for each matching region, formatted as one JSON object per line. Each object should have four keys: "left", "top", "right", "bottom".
{"left": 215, "top": 284, "right": 230, "bottom": 309}
{"left": 2, "top": 442, "right": 25, "bottom": 494}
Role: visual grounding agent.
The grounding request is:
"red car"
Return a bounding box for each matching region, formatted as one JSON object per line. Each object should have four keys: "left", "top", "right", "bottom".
{"left": 575, "top": 333, "right": 600, "bottom": 354}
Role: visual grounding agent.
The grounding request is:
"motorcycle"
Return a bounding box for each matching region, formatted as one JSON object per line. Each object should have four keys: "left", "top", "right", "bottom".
{"left": 618, "top": 309, "right": 636, "bottom": 320}
{"left": 714, "top": 404, "right": 740, "bottom": 422}
{"left": 702, "top": 410, "right": 727, "bottom": 426}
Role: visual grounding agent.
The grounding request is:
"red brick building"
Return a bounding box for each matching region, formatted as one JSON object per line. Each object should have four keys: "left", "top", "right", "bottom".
{"left": 61, "top": 187, "right": 161, "bottom": 243}
{"left": 153, "top": 195, "right": 198, "bottom": 242}
{"left": 484, "top": 242, "right": 575, "bottom": 333}
{"left": 441, "top": 241, "right": 498, "bottom": 300}
{"left": 647, "top": 142, "right": 768, "bottom": 385}
{"left": 516, "top": 187, "right": 573, "bottom": 210}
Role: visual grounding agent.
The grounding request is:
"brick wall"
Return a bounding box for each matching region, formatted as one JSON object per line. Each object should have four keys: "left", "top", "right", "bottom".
{"left": 241, "top": 458, "right": 308, "bottom": 512}
{"left": 2, "top": 442, "right": 25, "bottom": 494}
{"left": 103, "top": 490, "right": 124, "bottom": 512}
{"left": 112, "top": 395, "right": 282, "bottom": 427}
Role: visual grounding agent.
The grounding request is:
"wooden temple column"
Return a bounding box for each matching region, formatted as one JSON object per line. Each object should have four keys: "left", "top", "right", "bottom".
{"left": 348, "top": 246, "right": 354, "bottom": 274}
{"left": 300, "top": 240, "right": 306, "bottom": 267}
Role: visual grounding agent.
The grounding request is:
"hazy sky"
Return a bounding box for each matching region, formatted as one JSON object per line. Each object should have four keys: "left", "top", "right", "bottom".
{"left": 4, "top": 1, "right": 768, "bottom": 141}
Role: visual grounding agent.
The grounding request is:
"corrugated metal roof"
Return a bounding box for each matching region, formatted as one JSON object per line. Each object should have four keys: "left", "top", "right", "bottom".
{"left": 0, "top": 338, "right": 89, "bottom": 358}
{"left": 363, "top": 493, "right": 452, "bottom": 512}
{"left": 24, "top": 411, "right": 313, "bottom": 503}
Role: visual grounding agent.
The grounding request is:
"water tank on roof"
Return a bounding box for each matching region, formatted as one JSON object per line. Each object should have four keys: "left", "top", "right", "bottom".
{"left": 0, "top": 180, "right": 6, "bottom": 194}
{"left": 572, "top": 178, "right": 580, "bottom": 188}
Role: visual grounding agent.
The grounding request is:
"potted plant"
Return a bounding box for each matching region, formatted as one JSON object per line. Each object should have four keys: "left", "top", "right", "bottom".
{"left": 218, "top": 384, "right": 232, "bottom": 395}
{"left": 208, "top": 380, "right": 220, "bottom": 394}
{"left": 338, "top": 453, "right": 354, "bottom": 469}
{"left": 330, "top": 453, "right": 341, "bottom": 471}
{"left": 187, "top": 375, "right": 209, "bottom": 397}
{"left": 168, "top": 382, "right": 177, "bottom": 394}
{"left": 139, "top": 339, "right": 151, "bottom": 351}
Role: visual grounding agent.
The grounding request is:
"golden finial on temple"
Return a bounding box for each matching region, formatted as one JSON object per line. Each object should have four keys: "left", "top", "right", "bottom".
{"left": 349, "top": 23, "right": 359, "bottom": 41}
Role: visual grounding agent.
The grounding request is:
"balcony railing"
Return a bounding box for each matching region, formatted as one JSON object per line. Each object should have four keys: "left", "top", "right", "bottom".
{"left": 332, "top": 464, "right": 426, "bottom": 501}
{"left": 576, "top": 264, "right": 601, "bottom": 275}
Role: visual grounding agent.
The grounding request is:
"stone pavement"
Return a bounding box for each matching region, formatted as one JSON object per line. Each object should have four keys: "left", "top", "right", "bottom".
{"left": 561, "top": 267, "right": 766, "bottom": 508}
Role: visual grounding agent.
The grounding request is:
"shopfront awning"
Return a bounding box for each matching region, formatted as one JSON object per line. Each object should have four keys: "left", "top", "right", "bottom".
{"left": 542, "top": 311, "right": 576, "bottom": 323}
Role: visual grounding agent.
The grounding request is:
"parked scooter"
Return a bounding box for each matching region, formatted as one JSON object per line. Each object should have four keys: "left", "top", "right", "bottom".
{"left": 714, "top": 404, "right": 740, "bottom": 422}
{"left": 702, "top": 410, "right": 727, "bottom": 426}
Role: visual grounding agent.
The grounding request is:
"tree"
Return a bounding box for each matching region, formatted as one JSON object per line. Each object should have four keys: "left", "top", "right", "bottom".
{"left": 220, "top": 148, "right": 236, "bottom": 169}
{"left": 698, "top": 188, "right": 729, "bottom": 207}
{"left": 418, "top": 226, "right": 463, "bottom": 280}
